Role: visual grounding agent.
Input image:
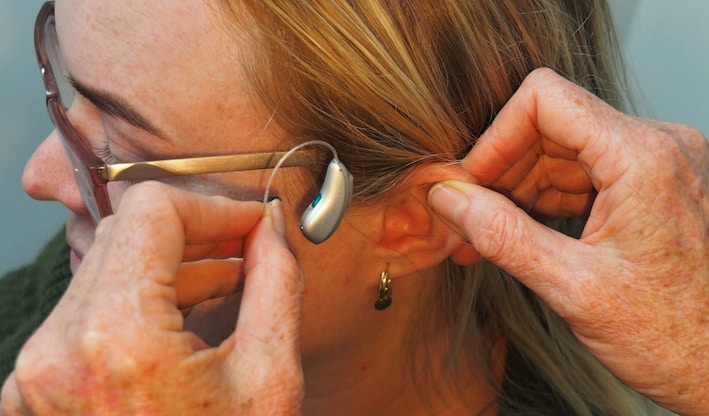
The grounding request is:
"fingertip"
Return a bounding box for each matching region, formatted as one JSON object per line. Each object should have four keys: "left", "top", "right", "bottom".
{"left": 428, "top": 181, "right": 476, "bottom": 223}
{"left": 265, "top": 198, "right": 286, "bottom": 237}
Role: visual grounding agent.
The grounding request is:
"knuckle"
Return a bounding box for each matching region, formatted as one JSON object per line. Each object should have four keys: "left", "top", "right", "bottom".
{"left": 676, "top": 124, "right": 709, "bottom": 156}
{"left": 122, "top": 180, "right": 165, "bottom": 200}
{"left": 648, "top": 122, "right": 708, "bottom": 175}
{"left": 115, "top": 181, "right": 180, "bottom": 225}
{"left": 526, "top": 67, "right": 558, "bottom": 85}
{"left": 13, "top": 350, "right": 43, "bottom": 389}
{"left": 663, "top": 121, "right": 705, "bottom": 141}
{"left": 650, "top": 120, "right": 705, "bottom": 150}
{"left": 119, "top": 181, "right": 172, "bottom": 213}
{"left": 74, "top": 327, "right": 152, "bottom": 383}
{"left": 93, "top": 215, "right": 115, "bottom": 238}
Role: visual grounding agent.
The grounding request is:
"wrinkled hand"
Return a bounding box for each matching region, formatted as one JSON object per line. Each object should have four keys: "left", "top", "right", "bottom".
{"left": 1, "top": 182, "right": 304, "bottom": 415}
{"left": 428, "top": 68, "right": 709, "bottom": 415}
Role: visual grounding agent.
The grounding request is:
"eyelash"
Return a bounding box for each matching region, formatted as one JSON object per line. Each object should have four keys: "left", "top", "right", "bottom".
{"left": 94, "top": 144, "right": 121, "bottom": 165}
{"left": 94, "top": 144, "right": 143, "bottom": 186}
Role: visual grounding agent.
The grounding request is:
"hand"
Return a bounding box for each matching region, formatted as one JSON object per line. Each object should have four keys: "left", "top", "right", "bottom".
{"left": 428, "top": 68, "right": 709, "bottom": 415}
{"left": 1, "top": 182, "right": 304, "bottom": 415}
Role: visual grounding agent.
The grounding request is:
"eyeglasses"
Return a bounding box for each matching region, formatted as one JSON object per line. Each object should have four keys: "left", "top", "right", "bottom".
{"left": 33, "top": 1, "right": 309, "bottom": 223}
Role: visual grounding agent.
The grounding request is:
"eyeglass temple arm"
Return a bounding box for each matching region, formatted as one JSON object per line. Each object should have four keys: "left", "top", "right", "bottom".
{"left": 98, "top": 150, "right": 310, "bottom": 181}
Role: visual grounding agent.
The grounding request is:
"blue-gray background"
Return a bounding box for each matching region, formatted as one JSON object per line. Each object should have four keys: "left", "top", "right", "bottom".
{"left": 1, "top": 0, "right": 708, "bottom": 276}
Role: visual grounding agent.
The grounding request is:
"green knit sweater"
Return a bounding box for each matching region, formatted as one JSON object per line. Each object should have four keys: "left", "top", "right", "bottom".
{"left": 0, "top": 229, "right": 71, "bottom": 385}
{"left": 0, "top": 230, "right": 572, "bottom": 414}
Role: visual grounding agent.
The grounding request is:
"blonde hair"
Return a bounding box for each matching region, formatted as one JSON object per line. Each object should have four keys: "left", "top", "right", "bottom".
{"left": 220, "top": 1, "right": 667, "bottom": 414}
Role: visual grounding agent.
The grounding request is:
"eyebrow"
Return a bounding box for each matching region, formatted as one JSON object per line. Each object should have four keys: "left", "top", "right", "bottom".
{"left": 68, "top": 76, "right": 168, "bottom": 140}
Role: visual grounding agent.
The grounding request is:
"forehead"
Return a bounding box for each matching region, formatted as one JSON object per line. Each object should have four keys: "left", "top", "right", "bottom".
{"left": 54, "top": 0, "right": 262, "bottom": 148}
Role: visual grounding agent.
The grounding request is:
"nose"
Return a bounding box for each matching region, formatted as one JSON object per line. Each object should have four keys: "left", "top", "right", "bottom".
{"left": 23, "top": 130, "right": 89, "bottom": 216}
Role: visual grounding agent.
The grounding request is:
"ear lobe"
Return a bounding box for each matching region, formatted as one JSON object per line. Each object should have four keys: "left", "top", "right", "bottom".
{"left": 374, "top": 163, "right": 481, "bottom": 275}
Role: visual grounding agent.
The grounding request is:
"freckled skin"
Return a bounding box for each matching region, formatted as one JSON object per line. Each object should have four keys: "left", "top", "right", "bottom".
{"left": 13, "top": 0, "right": 460, "bottom": 413}
{"left": 2, "top": 185, "right": 305, "bottom": 414}
{"left": 5, "top": 4, "right": 708, "bottom": 413}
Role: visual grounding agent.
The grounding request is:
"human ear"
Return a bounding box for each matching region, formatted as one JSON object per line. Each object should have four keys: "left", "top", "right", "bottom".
{"left": 373, "top": 163, "right": 481, "bottom": 277}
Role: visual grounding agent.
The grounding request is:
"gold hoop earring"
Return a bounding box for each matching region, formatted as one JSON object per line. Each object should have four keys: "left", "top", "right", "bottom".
{"left": 374, "top": 265, "right": 392, "bottom": 310}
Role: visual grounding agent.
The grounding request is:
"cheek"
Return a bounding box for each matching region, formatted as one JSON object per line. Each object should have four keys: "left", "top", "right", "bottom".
{"left": 298, "top": 261, "right": 363, "bottom": 354}
{"left": 287, "top": 216, "right": 381, "bottom": 355}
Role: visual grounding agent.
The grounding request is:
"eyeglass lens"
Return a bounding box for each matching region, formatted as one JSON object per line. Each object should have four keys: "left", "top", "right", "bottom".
{"left": 42, "top": 10, "right": 112, "bottom": 223}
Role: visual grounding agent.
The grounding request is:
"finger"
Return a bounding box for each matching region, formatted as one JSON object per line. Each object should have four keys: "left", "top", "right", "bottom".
{"left": 181, "top": 239, "right": 246, "bottom": 263}
{"left": 514, "top": 157, "right": 593, "bottom": 198}
{"left": 229, "top": 200, "right": 304, "bottom": 385}
{"left": 492, "top": 145, "right": 541, "bottom": 192}
{"left": 174, "top": 259, "right": 245, "bottom": 308}
{"left": 90, "top": 182, "right": 263, "bottom": 289}
{"left": 64, "top": 182, "right": 264, "bottom": 337}
{"left": 428, "top": 180, "right": 596, "bottom": 314}
{"left": 461, "top": 68, "right": 626, "bottom": 188}
{"left": 531, "top": 189, "right": 596, "bottom": 219}
{"left": 1, "top": 373, "right": 30, "bottom": 415}
{"left": 492, "top": 153, "right": 592, "bottom": 199}
{"left": 115, "top": 182, "right": 264, "bottom": 248}
{"left": 509, "top": 156, "right": 594, "bottom": 215}
{"left": 235, "top": 199, "right": 303, "bottom": 348}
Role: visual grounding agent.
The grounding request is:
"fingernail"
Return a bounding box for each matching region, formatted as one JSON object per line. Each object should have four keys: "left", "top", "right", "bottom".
{"left": 268, "top": 198, "right": 286, "bottom": 236}
{"left": 257, "top": 195, "right": 281, "bottom": 203}
{"left": 428, "top": 181, "right": 473, "bottom": 224}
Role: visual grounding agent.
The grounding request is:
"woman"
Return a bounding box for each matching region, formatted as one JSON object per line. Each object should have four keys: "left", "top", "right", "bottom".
{"left": 1, "top": 0, "right": 674, "bottom": 414}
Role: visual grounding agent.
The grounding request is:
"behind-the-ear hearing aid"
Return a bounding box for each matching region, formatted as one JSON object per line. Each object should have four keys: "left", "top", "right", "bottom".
{"left": 263, "top": 140, "right": 353, "bottom": 244}
{"left": 299, "top": 157, "right": 353, "bottom": 243}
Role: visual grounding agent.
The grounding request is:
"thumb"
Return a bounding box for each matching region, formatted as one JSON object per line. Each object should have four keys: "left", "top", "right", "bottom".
{"left": 428, "top": 180, "right": 591, "bottom": 309}
{"left": 227, "top": 199, "right": 305, "bottom": 411}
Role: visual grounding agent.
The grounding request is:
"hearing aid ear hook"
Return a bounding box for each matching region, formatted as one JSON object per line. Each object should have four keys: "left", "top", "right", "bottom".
{"left": 262, "top": 140, "right": 353, "bottom": 244}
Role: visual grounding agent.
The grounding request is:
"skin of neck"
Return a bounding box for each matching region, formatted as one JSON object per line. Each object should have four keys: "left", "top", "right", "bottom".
{"left": 299, "top": 269, "right": 506, "bottom": 416}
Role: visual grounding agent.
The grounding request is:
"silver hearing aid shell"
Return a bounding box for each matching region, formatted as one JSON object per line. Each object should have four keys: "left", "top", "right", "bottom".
{"left": 299, "top": 158, "right": 353, "bottom": 244}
